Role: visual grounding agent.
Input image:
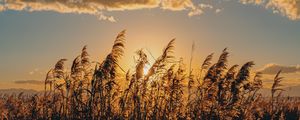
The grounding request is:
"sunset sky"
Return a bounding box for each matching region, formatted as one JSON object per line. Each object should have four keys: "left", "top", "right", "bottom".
{"left": 0, "top": 0, "right": 300, "bottom": 93}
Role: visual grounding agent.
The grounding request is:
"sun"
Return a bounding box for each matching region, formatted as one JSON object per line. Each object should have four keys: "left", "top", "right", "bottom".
{"left": 143, "top": 64, "right": 150, "bottom": 76}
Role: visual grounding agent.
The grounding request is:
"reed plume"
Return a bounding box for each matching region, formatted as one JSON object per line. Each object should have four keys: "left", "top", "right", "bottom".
{"left": 1, "top": 31, "right": 300, "bottom": 120}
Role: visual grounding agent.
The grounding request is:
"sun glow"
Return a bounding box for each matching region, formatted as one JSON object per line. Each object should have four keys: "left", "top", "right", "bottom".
{"left": 143, "top": 64, "right": 150, "bottom": 76}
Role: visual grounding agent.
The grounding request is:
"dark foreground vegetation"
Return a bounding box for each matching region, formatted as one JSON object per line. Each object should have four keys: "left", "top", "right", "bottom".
{"left": 0, "top": 30, "right": 299, "bottom": 120}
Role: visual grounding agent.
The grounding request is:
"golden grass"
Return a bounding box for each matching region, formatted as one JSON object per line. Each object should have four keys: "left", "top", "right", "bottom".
{"left": 0, "top": 30, "right": 299, "bottom": 120}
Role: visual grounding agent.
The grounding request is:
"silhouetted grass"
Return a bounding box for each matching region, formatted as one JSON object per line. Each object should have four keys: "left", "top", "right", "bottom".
{"left": 0, "top": 30, "right": 299, "bottom": 120}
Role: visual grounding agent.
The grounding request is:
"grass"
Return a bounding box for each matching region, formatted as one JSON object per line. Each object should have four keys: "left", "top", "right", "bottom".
{"left": 0, "top": 30, "right": 299, "bottom": 120}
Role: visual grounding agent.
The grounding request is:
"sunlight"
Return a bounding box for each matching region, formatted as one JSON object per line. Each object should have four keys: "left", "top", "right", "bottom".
{"left": 143, "top": 64, "right": 150, "bottom": 76}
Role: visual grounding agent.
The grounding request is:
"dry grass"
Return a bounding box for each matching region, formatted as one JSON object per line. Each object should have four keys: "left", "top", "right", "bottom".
{"left": 0, "top": 30, "right": 299, "bottom": 120}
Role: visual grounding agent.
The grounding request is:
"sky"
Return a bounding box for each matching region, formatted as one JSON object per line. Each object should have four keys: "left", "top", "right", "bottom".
{"left": 0, "top": 0, "right": 300, "bottom": 93}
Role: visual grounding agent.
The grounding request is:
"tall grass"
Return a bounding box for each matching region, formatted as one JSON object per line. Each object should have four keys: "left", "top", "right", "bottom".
{"left": 0, "top": 30, "right": 299, "bottom": 120}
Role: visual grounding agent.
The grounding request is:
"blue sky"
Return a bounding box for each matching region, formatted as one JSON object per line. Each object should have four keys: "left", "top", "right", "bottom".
{"left": 0, "top": 0, "right": 300, "bottom": 90}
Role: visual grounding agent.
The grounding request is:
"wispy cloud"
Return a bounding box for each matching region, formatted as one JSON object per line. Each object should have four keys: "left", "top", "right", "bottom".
{"left": 258, "top": 63, "right": 300, "bottom": 89}
{"left": 14, "top": 80, "right": 43, "bottom": 85}
{"left": 240, "top": 0, "right": 264, "bottom": 5}
{"left": 258, "top": 63, "right": 300, "bottom": 75}
{"left": 28, "top": 68, "right": 46, "bottom": 75}
{"left": 261, "top": 74, "right": 300, "bottom": 89}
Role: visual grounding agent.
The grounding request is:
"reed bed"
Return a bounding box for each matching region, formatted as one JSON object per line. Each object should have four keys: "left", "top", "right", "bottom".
{"left": 0, "top": 30, "right": 299, "bottom": 120}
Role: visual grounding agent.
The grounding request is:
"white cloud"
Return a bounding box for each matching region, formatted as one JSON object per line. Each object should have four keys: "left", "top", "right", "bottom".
{"left": 96, "top": 12, "right": 116, "bottom": 22}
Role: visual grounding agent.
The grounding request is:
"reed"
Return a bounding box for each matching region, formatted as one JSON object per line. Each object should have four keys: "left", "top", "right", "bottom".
{"left": 0, "top": 30, "right": 299, "bottom": 120}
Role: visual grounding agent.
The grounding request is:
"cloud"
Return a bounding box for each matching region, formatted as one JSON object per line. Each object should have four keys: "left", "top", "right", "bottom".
{"left": 0, "top": 0, "right": 200, "bottom": 22}
{"left": 188, "top": 3, "right": 214, "bottom": 17}
{"left": 258, "top": 63, "right": 300, "bottom": 75}
{"left": 1, "top": 0, "right": 154, "bottom": 22}
{"left": 188, "top": 8, "right": 204, "bottom": 17}
{"left": 1, "top": 0, "right": 300, "bottom": 21}
{"left": 261, "top": 73, "right": 300, "bottom": 89}
{"left": 240, "top": 0, "right": 264, "bottom": 5}
{"left": 28, "top": 68, "right": 45, "bottom": 75}
{"left": 1, "top": 0, "right": 159, "bottom": 12}
{"left": 14, "top": 80, "right": 44, "bottom": 85}
{"left": 257, "top": 63, "right": 300, "bottom": 89}
{"left": 0, "top": 0, "right": 221, "bottom": 21}
{"left": 240, "top": 0, "right": 300, "bottom": 20}
{"left": 199, "top": 3, "right": 213, "bottom": 9}
{"left": 161, "top": 0, "right": 194, "bottom": 11}
{"left": 266, "top": 0, "right": 300, "bottom": 20}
